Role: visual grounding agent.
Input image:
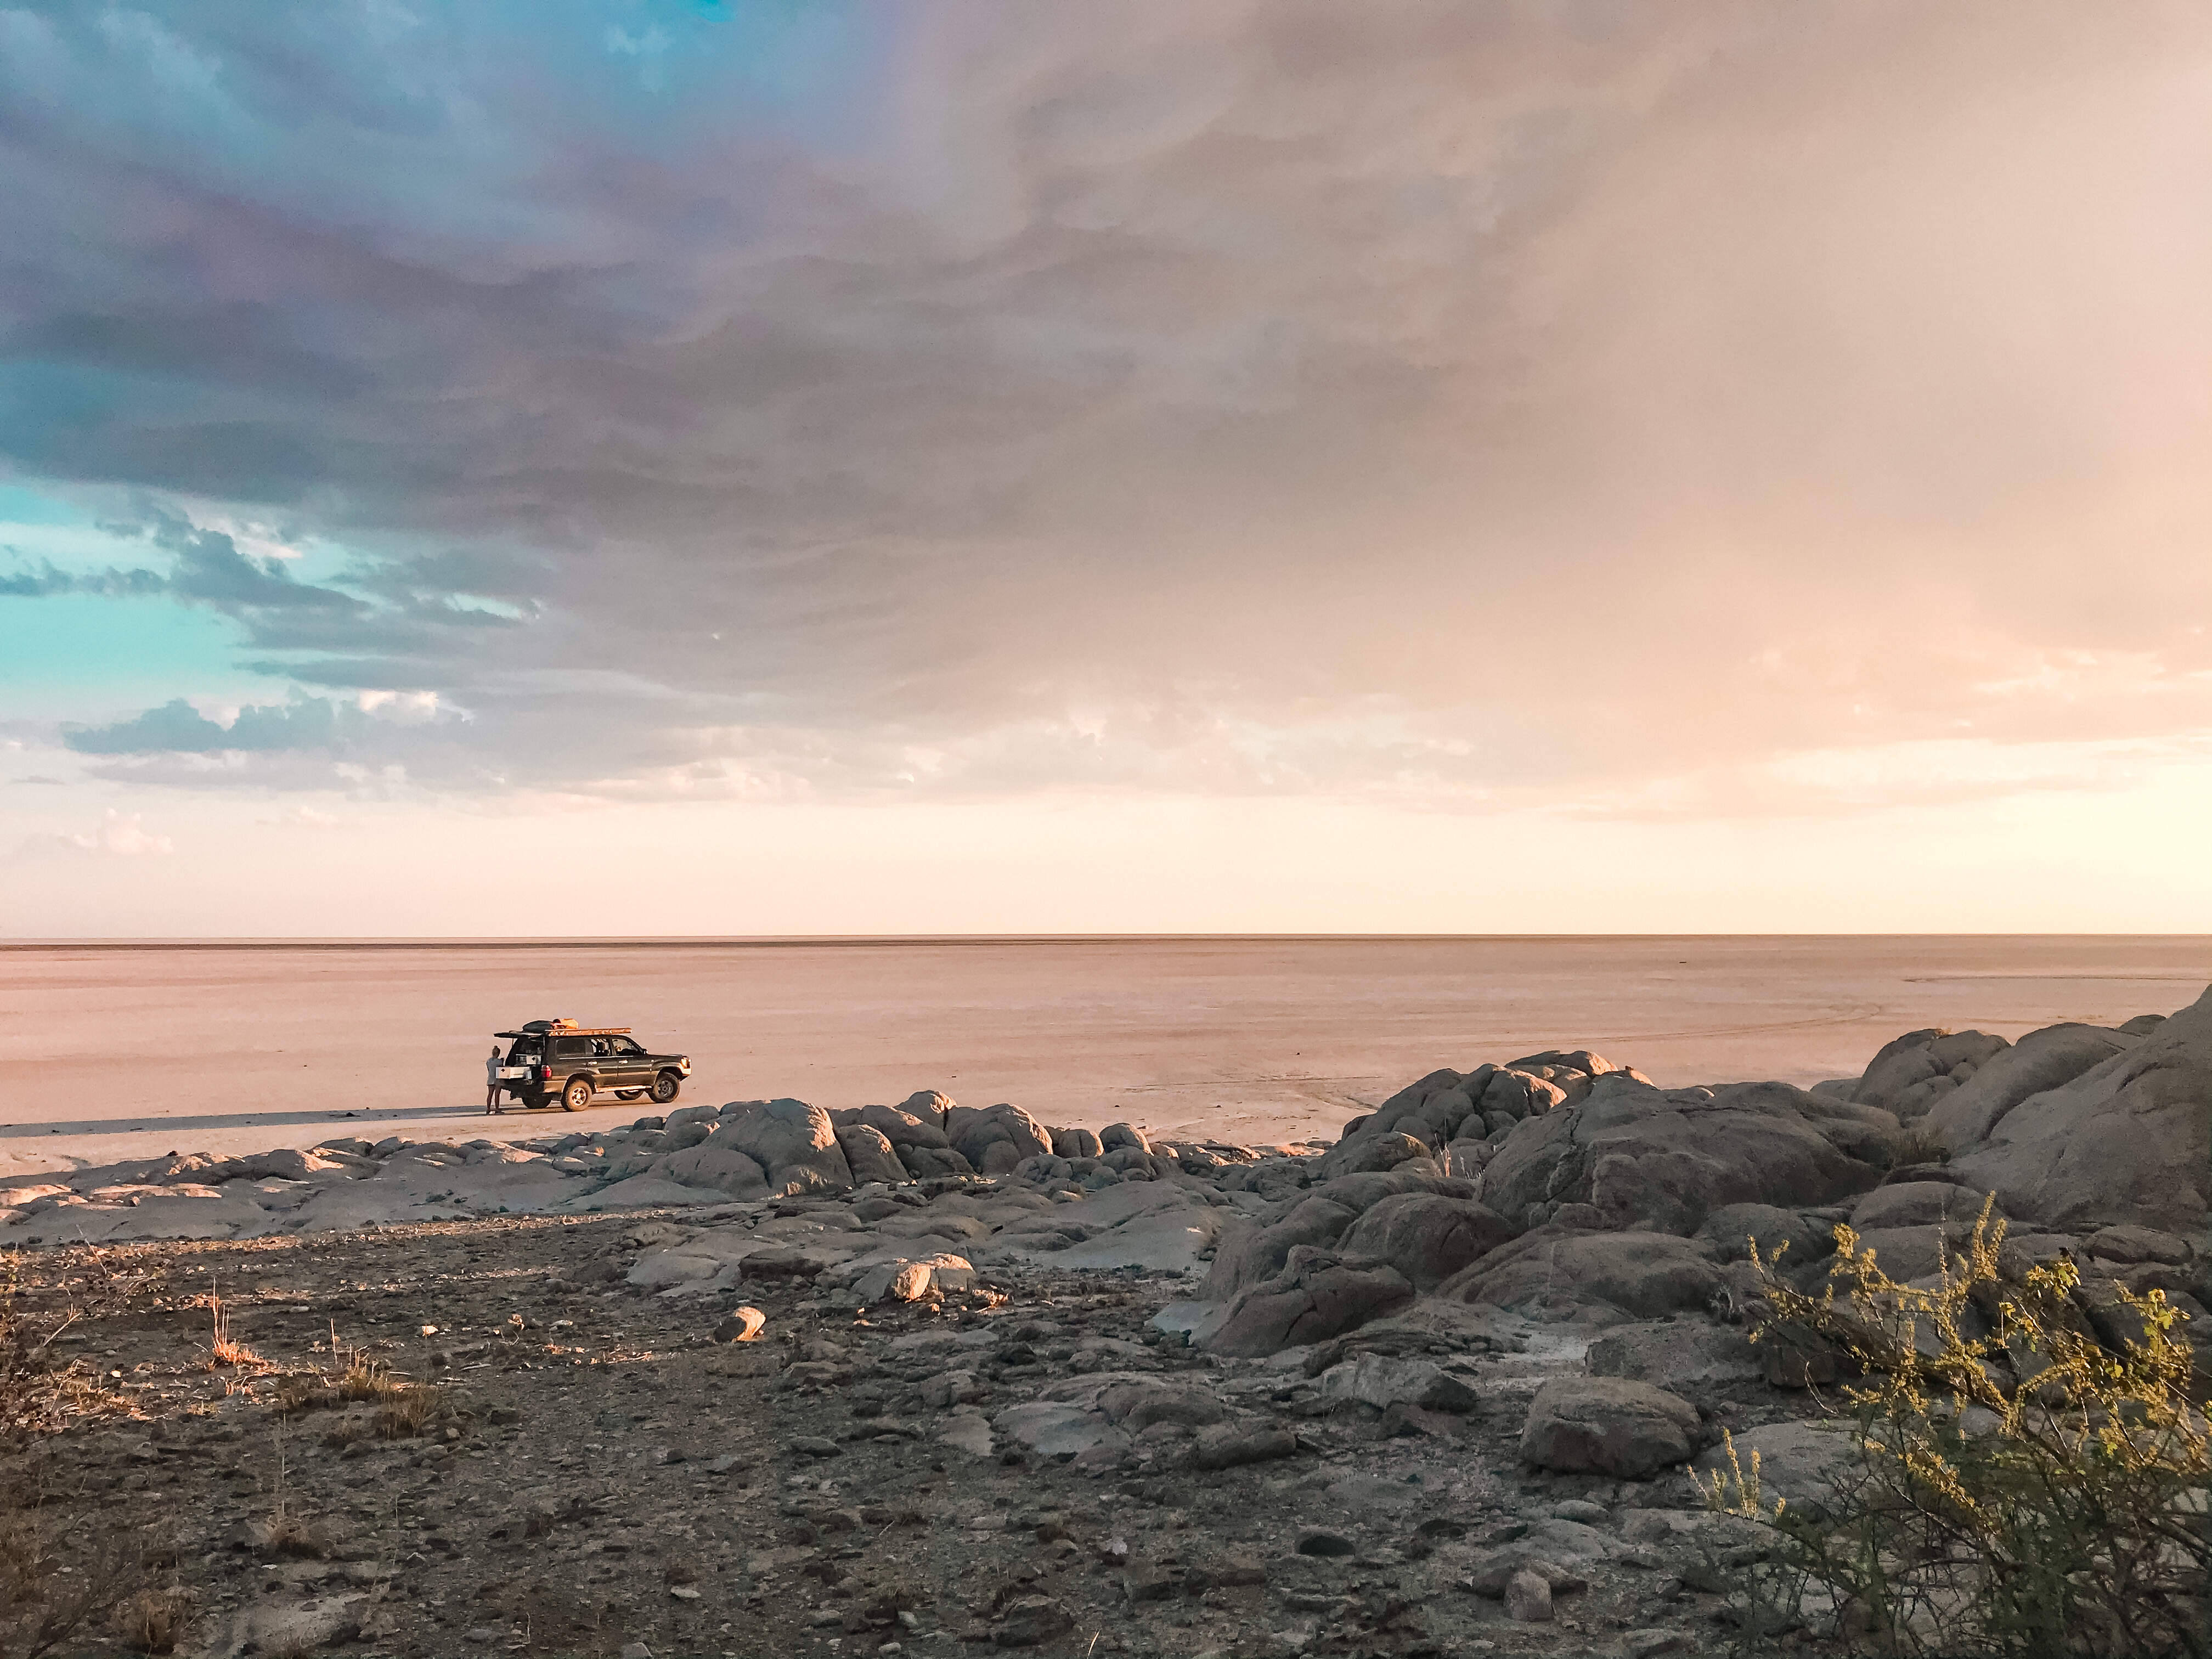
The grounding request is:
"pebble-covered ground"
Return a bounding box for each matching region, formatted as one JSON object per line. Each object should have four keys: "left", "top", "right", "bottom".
{"left": 0, "top": 1188, "right": 1764, "bottom": 1659}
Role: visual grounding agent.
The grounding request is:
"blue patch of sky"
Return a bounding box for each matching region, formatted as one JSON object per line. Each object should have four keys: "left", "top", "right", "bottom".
{"left": 0, "top": 594, "right": 260, "bottom": 720}
{"left": 0, "top": 482, "right": 308, "bottom": 719}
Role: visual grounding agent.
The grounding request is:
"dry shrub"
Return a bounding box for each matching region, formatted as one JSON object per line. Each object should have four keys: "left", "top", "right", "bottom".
{"left": 1, "top": 1496, "right": 154, "bottom": 1659}
{"left": 374, "top": 1381, "right": 457, "bottom": 1440}
{"left": 112, "top": 1585, "right": 195, "bottom": 1655}
{"left": 0, "top": 1250, "right": 125, "bottom": 1436}
{"left": 1701, "top": 1199, "right": 2211, "bottom": 1657}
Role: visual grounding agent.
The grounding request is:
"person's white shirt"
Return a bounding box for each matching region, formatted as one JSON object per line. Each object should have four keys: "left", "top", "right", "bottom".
{"left": 486, "top": 1046, "right": 502, "bottom": 1085}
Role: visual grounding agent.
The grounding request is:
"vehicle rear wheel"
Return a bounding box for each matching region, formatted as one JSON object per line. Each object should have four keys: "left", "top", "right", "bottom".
{"left": 561, "top": 1076, "right": 594, "bottom": 1112}
{"left": 650, "top": 1071, "right": 681, "bottom": 1105}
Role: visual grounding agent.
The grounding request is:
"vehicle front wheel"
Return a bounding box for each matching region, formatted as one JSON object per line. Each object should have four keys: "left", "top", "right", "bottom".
{"left": 561, "top": 1076, "right": 594, "bottom": 1112}
{"left": 650, "top": 1071, "right": 682, "bottom": 1105}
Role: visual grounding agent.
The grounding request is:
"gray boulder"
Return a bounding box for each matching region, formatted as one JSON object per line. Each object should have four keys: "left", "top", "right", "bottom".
{"left": 1360, "top": 1066, "right": 1479, "bottom": 1138}
{"left": 853, "top": 1103, "right": 952, "bottom": 1150}
{"left": 898, "top": 1090, "right": 954, "bottom": 1126}
{"left": 1197, "top": 1248, "right": 1414, "bottom": 1357}
{"left": 1482, "top": 1068, "right": 1570, "bottom": 1121}
{"left": 1849, "top": 1180, "right": 1991, "bottom": 1233}
{"left": 1584, "top": 1318, "right": 1763, "bottom": 1392}
{"left": 1316, "top": 1353, "right": 1479, "bottom": 1412}
{"left": 1852, "top": 1028, "right": 2010, "bottom": 1115}
{"left": 1099, "top": 1122, "right": 1149, "bottom": 1153}
{"left": 1440, "top": 1227, "right": 1721, "bottom": 1322}
{"left": 1336, "top": 1193, "right": 1515, "bottom": 1291}
{"left": 1202, "top": 1194, "right": 1360, "bottom": 1302}
{"left": 1521, "top": 1376, "right": 1700, "bottom": 1478}
{"left": 1691, "top": 1419, "right": 1859, "bottom": 1515}
{"left": 1925, "top": 1023, "right": 2138, "bottom": 1150}
{"left": 1199, "top": 1170, "right": 1479, "bottom": 1302}
{"left": 945, "top": 1102, "right": 1053, "bottom": 1172}
{"left": 895, "top": 1143, "right": 975, "bottom": 1180}
{"left": 1509, "top": 1047, "right": 1621, "bottom": 1078}
{"left": 1693, "top": 1203, "right": 1839, "bottom": 1267}
{"left": 1315, "top": 1130, "right": 1431, "bottom": 1178}
{"left": 1052, "top": 1127, "right": 1103, "bottom": 1159}
{"left": 833, "top": 1123, "right": 910, "bottom": 1186}
{"left": 1097, "top": 1381, "right": 1227, "bottom": 1430}
{"left": 714, "top": 1099, "right": 855, "bottom": 1196}
{"left": 653, "top": 1141, "right": 770, "bottom": 1199}
{"left": 1947, "top": 985, "right": 2211, "bottom": 1238}
{"left": 1479, "top": 1074, "right": 1894, "bottom": 1237}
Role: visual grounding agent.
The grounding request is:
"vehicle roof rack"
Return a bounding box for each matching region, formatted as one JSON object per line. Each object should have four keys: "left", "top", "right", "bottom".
{"left": 495, "top": 1025, "right": 633, "bottom": 1039}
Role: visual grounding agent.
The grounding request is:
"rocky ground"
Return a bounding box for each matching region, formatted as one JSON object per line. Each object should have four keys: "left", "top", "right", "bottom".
{"left": 1, "top": 1194, "right": 1793, "bottom": 1659}
{"left": 3, "top": 985, "right": 2205, "bottom": 1658}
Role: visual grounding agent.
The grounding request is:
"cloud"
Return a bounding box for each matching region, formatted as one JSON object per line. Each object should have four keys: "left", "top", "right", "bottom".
{"left": 53, "top": 808, "right": 173, "bottom": 856}
{"left": 1, "top": 2, "right": 2208, "bottom": 812}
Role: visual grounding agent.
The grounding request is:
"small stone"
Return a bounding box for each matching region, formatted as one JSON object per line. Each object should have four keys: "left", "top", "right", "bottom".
{"left": 791, "top": 1437, "right": 842, "bottom": 1458}
{"left": 1550, "top": 1498, "right": 1609, "bottom": 1524}
{"left": 1624, "top": 1632, "right": 1694, "bottom": 1658}
{"left": 464, "top": 1628, "right": 502, "bottom": 1643}
{"left": 990, "top": 1594, "right": 1071, "bottom": 1646}
{"left": 713, "top": 1306, "right": 767, "bottom": 1343}
{"left": 1187, "top": 1423, "right": 1299, "bottom": 1471}
{"left": 1503, "top": 1566, "right": 1553, "bottom": 1622}
{"left": 1122, "top": 1554, "right": 1176, "bottom": 1601}
{"left": 619, "top": 1645, "right": 654, "bottom": 1659}
{"left": 1294, "top": 1530, "right": 1356, "bottom": 1558}
{"left": 669, "top": 1585, "right": 701, "bottom": 1600}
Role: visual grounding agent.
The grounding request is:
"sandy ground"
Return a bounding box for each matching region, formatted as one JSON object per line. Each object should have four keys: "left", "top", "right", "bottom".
{"left": 5, "top": 934, "right": 2206, "bottom": 1180}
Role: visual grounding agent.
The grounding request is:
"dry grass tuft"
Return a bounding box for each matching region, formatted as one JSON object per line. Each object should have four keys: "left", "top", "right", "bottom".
{"left": 112, "top": 1585, "right": 195, "bottom": 1655}
{"left": 373, "top": 1382, "right": 456, "bottom": 1440}
{"left": 203, "top": 1296, "right": 266, "bottom": 1372}
{"left": 270, "top": 1331, "right": 456, "bottom": 1440}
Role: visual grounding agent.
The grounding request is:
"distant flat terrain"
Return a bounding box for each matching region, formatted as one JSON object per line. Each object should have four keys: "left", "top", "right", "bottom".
{"left": 3, "top": 934, "right": 2205, "bottom": 1177}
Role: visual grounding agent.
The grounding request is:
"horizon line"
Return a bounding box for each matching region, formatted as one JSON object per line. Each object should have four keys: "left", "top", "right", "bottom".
{"left": 6, "top": 931, "right": 2211, "bottom": 953}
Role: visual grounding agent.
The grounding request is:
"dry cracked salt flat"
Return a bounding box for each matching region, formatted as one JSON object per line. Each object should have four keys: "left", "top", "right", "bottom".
{"left": 0, "top": 950, "right": 2207, "bottom": 1659}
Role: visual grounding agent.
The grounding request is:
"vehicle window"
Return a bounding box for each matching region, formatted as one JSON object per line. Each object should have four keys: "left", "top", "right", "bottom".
{"left": 590, "top": 1039, "right": 610, "bottom": 1058}
{"left": 613, "top": 1037, "right": 645, "bottom": 1056}
{"left": 552, "top": 1036, "right": 589, "bottom": 1059}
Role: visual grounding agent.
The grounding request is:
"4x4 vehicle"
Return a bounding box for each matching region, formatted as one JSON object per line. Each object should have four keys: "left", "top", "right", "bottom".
{"left": 492, "top": 1019, "right": 691, "bottom": 1113}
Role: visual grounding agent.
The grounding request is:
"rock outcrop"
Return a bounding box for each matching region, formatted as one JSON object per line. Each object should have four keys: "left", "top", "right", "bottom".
{"left": 714, "top": 1098, "right": 855, "bottom": 1197}
{"left": 1923, "top": 1022, "right": 2139, "bottom": 1150}
{"left": 1946, "top": 984, "right": 2212, "bottom": 1238}
{"left": 1476, "top": 1076, "right": 1897, "bottom": 1237}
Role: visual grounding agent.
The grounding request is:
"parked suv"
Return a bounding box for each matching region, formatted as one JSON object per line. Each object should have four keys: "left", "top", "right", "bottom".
{"left": 492, "top": 1019, "right": 691, "bottom": 1113}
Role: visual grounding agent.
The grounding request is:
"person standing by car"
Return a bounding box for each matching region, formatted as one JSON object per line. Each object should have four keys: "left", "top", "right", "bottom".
{"left": 485, "top": 1044, "right": 505, "bottom": 1114}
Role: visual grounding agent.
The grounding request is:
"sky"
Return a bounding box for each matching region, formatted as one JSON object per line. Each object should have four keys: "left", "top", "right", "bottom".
{"left": 3, "top": 0, "right": 2210, "bottom": 936}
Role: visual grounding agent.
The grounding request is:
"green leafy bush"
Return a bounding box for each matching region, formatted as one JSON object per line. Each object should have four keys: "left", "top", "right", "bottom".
{"left": 1696, "top": 1200, "right": 2209, "bottom": 1657}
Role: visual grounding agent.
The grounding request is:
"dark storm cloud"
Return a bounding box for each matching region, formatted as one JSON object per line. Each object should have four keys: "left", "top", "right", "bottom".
{"left": 3, "top": 1, "right": 2209, "bottom": 804}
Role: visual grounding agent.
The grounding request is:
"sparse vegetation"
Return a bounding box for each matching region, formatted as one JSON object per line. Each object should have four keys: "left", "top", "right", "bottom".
{"left": 202, "top": 1294, "right": 266, "bottom": 1372}
{"left": 1700, "top": 1199, "right": 2211, "bottom": 1657}
{"left": 1, "top": 1487, "right": 158, "bottom": 1659}
{"left": 272, "top": 1329, "right": 459, "bottom": 1441}
{"left": 112, "top": 1585, "right": 195, "bottom": 1655}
